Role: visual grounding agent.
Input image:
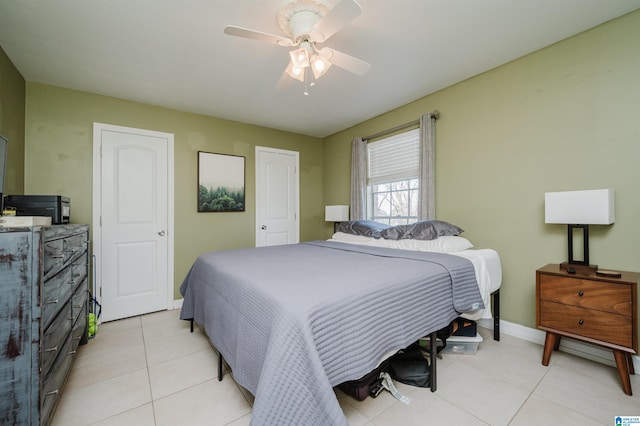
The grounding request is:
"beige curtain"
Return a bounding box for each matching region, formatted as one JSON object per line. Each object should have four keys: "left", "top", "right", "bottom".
{"left": 349, "top": 137, "right": 367, "bottom": 220}
{"left": 418, "top": 111, "right": 438, "bottom": 220}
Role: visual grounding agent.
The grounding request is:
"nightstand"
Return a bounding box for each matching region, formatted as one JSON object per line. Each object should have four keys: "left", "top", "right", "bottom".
{"left": 536, "top": 263, "right": 638, "bottom": 395}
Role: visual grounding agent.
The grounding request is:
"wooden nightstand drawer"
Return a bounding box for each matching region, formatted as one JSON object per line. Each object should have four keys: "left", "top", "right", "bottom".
{"left": 539, "top": 300, "right": 632, "bottom": 348}
{"left": 539, "top": 275, "right": 632, "bottom": 316}
{"left": 536, "top": 263, "right": 639, "bottom": 396}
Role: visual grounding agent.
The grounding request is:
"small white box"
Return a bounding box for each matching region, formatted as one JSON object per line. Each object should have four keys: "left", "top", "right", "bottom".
{"left": 0, "top": 216, "right": 52, "bottom": 227}
{"left": 444, "top": 334, "right": 483, "bottom": 355}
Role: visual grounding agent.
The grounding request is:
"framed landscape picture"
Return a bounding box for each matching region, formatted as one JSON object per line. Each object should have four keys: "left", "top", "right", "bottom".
{"left": 197, "top": 151, "right": 245, "bottom": 212}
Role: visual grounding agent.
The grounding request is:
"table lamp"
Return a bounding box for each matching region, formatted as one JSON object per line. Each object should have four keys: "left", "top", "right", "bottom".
{"left": 325, "top": 205, "right": 349, "bottom": 233}
{"left": 544, "top": 189, "right": 615, "bottom": 272}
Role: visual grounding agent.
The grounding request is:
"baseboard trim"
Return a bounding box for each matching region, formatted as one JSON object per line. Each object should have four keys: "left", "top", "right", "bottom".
{"left": 478, "top": 318, "right": 639, "bottom": 371}
{"left": 173, "top": 298, "right": 183, "bottom": 310}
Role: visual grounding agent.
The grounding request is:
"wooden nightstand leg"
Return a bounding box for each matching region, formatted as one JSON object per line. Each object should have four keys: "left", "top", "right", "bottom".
{"left": 613, "top": 349, "right": 632, "bottom": 396}
{"left": 627, "top": 353, "right": 635, "bottom": 375}
{"left": 542, "top": 332, "right": 557, "bottom": 366}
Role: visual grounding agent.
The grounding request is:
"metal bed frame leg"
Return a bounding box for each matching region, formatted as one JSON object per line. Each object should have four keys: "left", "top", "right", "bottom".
{"left": 189, "top": 318, "right": 224, "bottom": 381}
{"left": 492, "top": 289, "right": 500, "bottom": 341}
{"left": 429, "top": 331, "right": 437, "bottom": 392}
{"left": 218, "top": 353, "right": 224, "bottom": 381}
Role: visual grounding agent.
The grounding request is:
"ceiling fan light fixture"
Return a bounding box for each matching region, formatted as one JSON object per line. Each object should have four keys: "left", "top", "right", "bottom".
{"left": 311, "top": 54, "right": 331, "bottom": 79}
{"left": 289, "top": 46, "right": 310, "bottom": 69}
{"left": 224, "top": 0, "right": 369, "bottom": 92}
{"left": 285, "top": 61, "right": 305, "bottom": 82}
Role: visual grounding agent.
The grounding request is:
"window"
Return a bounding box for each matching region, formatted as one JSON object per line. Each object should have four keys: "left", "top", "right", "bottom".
{"left": 366, "top": 128, "right": 420, "bottom": 225}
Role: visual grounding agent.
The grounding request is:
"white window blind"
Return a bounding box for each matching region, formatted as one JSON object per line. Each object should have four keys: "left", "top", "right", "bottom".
{"left": 367, "top": 128, "right": 420, "bottom": 185}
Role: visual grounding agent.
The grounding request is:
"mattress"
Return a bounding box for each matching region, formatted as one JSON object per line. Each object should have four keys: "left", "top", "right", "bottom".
{"left": 450, "top": 249, "right": 501, "bottom": 320}
{"left": 329, "top": 232, "right": 502, "bottom": 320}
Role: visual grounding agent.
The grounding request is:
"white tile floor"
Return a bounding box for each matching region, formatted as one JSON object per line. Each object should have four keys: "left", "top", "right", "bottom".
{"left": 52, "top": 310, "right": 640, "bottom": 425}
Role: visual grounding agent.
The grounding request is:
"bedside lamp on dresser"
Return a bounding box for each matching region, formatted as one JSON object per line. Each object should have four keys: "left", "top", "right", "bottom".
{"left": 538, "top": 188, "right": 638, "bottom": 396}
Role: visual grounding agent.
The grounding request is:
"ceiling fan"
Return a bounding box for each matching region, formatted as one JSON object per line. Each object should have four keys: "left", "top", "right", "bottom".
{"left": 224, "top": 0, "right": 371, "bottom": 94}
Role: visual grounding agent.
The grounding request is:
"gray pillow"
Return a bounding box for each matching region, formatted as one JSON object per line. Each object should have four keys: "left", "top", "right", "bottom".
{"left": 335, "top": 220, "right": 390, "bottom": 239}
{"left": 380, "top": 220, "right": 464, "bottom": 241}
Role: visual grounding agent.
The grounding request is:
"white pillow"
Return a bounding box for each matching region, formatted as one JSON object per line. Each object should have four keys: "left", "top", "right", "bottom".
{"left": 329, "top": 232, "right": 377, "bottom": 245}
{"left": 330, "top": 232, "right": 473, "bottom": 253}
{"left": 436, "top": 236, "right": 474, "bottom": 252}
{"left": 380, "top": 236, "right": 474, "bottom": 253}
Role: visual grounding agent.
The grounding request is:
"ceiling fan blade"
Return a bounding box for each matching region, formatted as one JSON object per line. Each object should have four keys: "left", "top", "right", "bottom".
{"left": 320, "top": 47, "right": 370, "bottom": 76}
{"left": 224, "top": 25, "right": 294, "bottom": 46}
{"left": 311, "top": 0, "right": 362, "bottom": 42}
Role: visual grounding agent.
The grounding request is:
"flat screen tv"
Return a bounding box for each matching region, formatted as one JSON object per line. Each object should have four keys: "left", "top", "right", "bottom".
{"left": 0, "top": 135, "right": 7, "bottom": 213}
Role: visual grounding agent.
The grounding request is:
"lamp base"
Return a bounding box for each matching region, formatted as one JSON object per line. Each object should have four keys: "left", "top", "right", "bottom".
{"left": 560, "top": 262, "right": 598, "bottom": 274}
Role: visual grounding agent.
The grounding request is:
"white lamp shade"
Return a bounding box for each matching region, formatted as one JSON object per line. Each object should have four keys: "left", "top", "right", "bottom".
{"left": 289, "top": 47, "right": 310, "bottom": 69}
{"left": 311, "top": 54, "right": 332, "bottom": 79}
{"left": 545, "top": 189, "right": 615, "bottom": 224}
{"left": 325, "top": 205, "right": 349, "bottom": 222}
{"left": 285, "top": 61, "right": 305, "bottom": 82}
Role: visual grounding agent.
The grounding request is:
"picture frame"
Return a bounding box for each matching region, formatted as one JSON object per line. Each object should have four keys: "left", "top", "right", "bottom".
{"left": 197, "top": 151, "right": 245, "bottom": 212}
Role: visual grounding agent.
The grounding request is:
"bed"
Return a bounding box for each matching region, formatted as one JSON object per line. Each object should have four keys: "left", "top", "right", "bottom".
{"left": 328, "top": 231, "right": 502, "bottom": 328}
{"left": 180, "top": 221, "right": 502, "bottom": 426}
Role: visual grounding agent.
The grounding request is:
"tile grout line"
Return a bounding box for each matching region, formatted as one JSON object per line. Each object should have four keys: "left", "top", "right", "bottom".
{"left": 505, "top": 361, "right": 550, "bottom": 425}
{"left": 141, "top": 316, "right": 159, "bottom": 426}
{"left": 521, "top": 363, "right": 610, "bottom": 426}
{"left": 83, "top": 316, "right": 149, "bottom": 425}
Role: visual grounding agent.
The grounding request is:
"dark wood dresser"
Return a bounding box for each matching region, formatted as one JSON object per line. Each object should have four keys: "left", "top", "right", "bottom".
{"left": 536, "top": 263, "right": 638, "bottom": 395}
{"left": 0, "top": 224, "right": 90, "bottom": 425}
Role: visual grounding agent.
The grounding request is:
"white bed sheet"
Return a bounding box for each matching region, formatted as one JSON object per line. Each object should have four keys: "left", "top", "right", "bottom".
{"left": 450, "top": 249, "right": 501, "bottom": 320}
{"left": 328, "top": 232, "right": 502, "bottom": 320}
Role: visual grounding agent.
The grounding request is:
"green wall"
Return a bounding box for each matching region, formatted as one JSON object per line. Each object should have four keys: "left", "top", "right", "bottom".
{"left": 18, "top": 10, "right": 640, "bottom": 329}
{"left": 0, "top": 45, "right": 25, "bottom": 196}
{"left": 323, "top": 10, "right": 640, "bottom": 329}
{"left": 24, "top": 84, "right": 324, "bottom": 299}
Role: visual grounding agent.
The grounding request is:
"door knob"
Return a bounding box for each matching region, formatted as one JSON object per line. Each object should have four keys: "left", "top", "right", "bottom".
{"left": 261, "top": 225, "right": 267, "bottom": 230}
{"left": 158, "top": 230, "right": 166, "bottom": 236}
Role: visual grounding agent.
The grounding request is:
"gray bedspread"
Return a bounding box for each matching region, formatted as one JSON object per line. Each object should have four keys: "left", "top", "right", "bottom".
{"left": 180, "top": 241, "right": 483, "bottom": 425}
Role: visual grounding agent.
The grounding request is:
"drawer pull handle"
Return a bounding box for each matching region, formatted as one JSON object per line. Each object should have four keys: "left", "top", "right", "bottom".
{"left": 578, "top": 290, "right": 584, "bottom": 297}
{"left": 50, "top": 254, "right": 64, "bottom": 259}
{"left": 69, "top": 350, "right": 77, "bottom": 355}
{"left": 44, "top": 346, "right": 58, "bottom": 353}
{"left": 578, "top": 319, "right": 584, "bottom": 325}
{"left": 45, "top": 389, "right": 59, "bottom": 397}
{"left": 45, "top": 299, "right": 59, "bottom": 305}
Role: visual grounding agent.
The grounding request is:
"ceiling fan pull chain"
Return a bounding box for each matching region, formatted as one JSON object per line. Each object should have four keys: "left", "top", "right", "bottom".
{"left": 303, "top": 68, "right": 311, "bottom": 96}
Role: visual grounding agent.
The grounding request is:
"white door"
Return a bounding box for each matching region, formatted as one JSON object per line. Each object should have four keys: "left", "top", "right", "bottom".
{"left": 93, "top": 123, "right": 174, "bottom": 322}
{"left": 255, "top": 146, "right": 299, "bottom": 247}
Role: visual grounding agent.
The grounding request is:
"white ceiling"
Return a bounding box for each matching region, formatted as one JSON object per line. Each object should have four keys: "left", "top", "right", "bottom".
{"left": 1, "top": 0, "right": 639, "bottom": 138}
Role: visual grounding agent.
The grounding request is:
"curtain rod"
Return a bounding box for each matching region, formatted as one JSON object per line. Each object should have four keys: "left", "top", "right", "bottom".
{"left": 364, "top": 110, "right": 439, "bottom": 141}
